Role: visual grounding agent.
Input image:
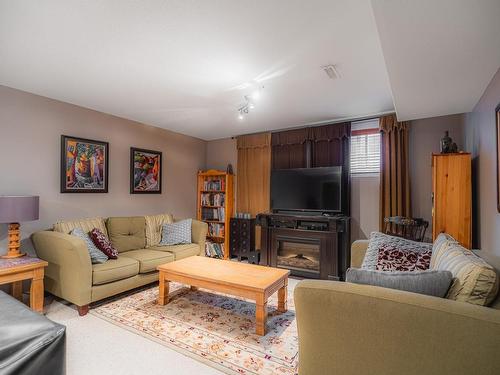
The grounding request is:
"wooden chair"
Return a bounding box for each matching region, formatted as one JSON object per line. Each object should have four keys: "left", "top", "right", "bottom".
{"left": 383, "top": 216, "right": 429, "bottom": 242}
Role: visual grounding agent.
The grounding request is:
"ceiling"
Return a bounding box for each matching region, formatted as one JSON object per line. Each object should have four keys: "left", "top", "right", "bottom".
{"left": 372, "top": 0, "right": 500, "bottom": 121}
{"left": 0, "top": 1, "right": 498, "bottom": 140}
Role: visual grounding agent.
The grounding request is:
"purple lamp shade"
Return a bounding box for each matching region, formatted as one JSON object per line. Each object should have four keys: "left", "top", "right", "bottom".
{"left": 0, "top": 196, "right": 39, "bottom": 223}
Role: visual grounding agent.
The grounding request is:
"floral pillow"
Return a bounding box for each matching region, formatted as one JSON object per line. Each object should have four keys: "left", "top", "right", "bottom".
{"left": 376, "top": 248, "right": 432, "bottom": 271}
{"left": 362, "top": 232, "right": 432, "bottom": 271}
{"left": 90, "top": 228, "right": 118, "bottom": 259}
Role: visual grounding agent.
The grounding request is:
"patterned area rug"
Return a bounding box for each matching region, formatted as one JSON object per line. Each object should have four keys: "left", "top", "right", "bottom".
{"left": 91, "top": 281, "right": 299, "bottom": 375}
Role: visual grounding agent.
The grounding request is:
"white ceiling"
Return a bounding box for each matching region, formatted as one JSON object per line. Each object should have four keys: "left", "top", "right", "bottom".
{"left": 0, "top": 1, "right": 498, "bottom": 140}
{"left": 0, "top": 0, "right": 394, "bottom": 140}
{"left": 372, "top": 0, "right": 500, "bottom": 120}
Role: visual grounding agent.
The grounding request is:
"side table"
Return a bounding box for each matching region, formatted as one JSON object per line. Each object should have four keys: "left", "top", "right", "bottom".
{"left": 0, "top": 256, "right": 48, "bottom": 313}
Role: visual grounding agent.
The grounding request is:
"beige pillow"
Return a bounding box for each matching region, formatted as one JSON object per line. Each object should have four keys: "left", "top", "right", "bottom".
{"left": 53, "top": 217, "right": 108, "bottom": 237}
{"left": 145, "top": 213, "right": 174, "bottom": 247}
{"left": 431, "top": 234, "right": 498, "bottom": 306}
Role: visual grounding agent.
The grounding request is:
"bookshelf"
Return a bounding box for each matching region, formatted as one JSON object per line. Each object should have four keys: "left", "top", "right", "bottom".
{"left": 197, "top": 170, "right": 234, "bottom": 259}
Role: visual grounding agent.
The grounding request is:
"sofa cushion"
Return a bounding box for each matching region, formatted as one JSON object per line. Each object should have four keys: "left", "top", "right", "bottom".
{"left": 346, "top": 268, "right": 453, "bottom": 298}
{"left": 54, "top": 217, "right": 108, "bottom": 237}
{"left": 145, "top": 213, "right": 174, "bottom": 247}
{"left": 92, "top": 257, "right": 139, "bottom": 285}
{"left": 431, "top": 233, "right": 499, "bottom": 306}
{"left": 362, "top": 232, "right": 432, "bottom": 270}
{"left": 120, "top": 249, "right": 174, "bottom": 273}
{"left": 90, "top": 228, "right": 118, "bottom": 259}
{"left": 159, "top": 219, "right": 192, "bottom": 245}
{"left": 70, "top": 228, "right": 108, "bottom": 264}
{"left": 106, "top": 217, "right": 146, "bottom": 252}
{"left": 149, "top": 244, "right": 200, "bottom": 260}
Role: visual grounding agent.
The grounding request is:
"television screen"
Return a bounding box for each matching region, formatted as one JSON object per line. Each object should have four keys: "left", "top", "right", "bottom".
{"left": 270, "top": 167, "right": 342, "bottom": 213}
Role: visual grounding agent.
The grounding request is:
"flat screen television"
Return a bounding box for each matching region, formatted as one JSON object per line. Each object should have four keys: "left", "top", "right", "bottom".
{"left": 270, "top": 167, "right": 342, "bottom": 213}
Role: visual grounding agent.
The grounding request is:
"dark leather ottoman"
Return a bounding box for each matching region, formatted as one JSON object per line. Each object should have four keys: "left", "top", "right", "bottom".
{"left": 0, "top": 291, "right": 66, "bottom": 375}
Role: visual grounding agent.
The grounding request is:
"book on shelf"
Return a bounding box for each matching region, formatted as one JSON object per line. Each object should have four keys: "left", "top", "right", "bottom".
{"left": 207, "top": 222, "right": 225, "bottom": 237}
{"left": 205, "top": 241, "right": 224, "bottom": 258}
{"left": 203, "top": 178, "right": 226, "bottom": 191}
{"left": 201, "top": 207, "right": 225, "bottom": 221}
{"left": 200, "top": 192, "right": 225, "bottom": 206}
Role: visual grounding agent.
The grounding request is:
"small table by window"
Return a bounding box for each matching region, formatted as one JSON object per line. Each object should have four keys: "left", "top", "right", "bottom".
{"left": 383, "top": 216, "right": 429, "bottom": 242}
{"left": 0, "top": 256, "right": 48, "bottom": 313}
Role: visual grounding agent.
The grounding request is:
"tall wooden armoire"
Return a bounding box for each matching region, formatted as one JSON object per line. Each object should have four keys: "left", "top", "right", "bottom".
{"left": 432, "top": 153, "right": 472, "bottom": 249}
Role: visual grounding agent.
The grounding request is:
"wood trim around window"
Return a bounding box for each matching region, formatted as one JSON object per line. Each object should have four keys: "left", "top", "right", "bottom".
{"left": 351, "top": 128, "right": 379, "bottom": 136}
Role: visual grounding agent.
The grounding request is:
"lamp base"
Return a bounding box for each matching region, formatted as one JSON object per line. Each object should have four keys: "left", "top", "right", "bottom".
{"left": 0, "top": 223, "right": 26, "bottom": 259}
{"left": 1, "top": 252, "right": 26, "bottom": 259}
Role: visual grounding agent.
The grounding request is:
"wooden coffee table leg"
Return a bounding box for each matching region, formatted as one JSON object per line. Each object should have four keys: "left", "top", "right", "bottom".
{"left": 30, "top": 268, "right": 44, "bottom": 313}
{"left": 278, "top": 279, "right": 288, "bottom": 313}
{"left": 158, "top": 272, "right": 170, "bottom": 305}
{"left": 256, "top": 294, "right": 267, "bottom": 336}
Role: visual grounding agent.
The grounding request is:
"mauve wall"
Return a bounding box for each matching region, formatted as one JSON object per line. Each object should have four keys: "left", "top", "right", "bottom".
{"left": 464, "top": 68, "right": 500, "bottom": 255}
{"left": 409, "top": 114, "right": 466, "bottom": 240}
{"left": 0, "top": 85, "right": 206, "bottom": 256}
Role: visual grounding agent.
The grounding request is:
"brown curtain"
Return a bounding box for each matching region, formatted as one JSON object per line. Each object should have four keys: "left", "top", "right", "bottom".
{"left": 379, "top": 114, "right": 411, "bottom": 230}
{"left": 311, "top": 122, "right": 350, "bottom": 167}
{"left": 237, "top": 133, "right": 272, "bottom": 249}
{"left": 271, "top": 128, "right": 310, "bottom": 169}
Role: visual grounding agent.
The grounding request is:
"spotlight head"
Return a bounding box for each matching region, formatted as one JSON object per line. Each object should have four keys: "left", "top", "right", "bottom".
{"left": 249, "top": 103, "right": 255, "bottom": 109}
{"left": 238, "top": 113, "right": 244, "bottom": 120}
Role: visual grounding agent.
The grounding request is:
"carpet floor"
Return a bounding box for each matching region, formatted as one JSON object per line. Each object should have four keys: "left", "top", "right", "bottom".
{"left": 90, "top": 279, "right": 299, "bottom": 375}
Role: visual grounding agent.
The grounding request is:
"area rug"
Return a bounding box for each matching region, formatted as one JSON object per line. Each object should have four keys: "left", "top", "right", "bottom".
{"left": 91, "top": 280, "right": 299, "bottom": 375}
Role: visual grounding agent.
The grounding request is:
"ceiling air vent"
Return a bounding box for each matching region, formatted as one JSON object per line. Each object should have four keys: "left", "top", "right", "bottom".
{"left": 322, "top": 64, "right": 340, "bottom": 80}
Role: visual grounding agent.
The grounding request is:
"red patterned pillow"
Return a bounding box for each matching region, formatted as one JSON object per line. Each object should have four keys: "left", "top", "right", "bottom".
{"left": 376, "top": 248, "right": 431, "bottom": 271}
{"left": 90, "top": 228, "right": 118, "bottom": 259}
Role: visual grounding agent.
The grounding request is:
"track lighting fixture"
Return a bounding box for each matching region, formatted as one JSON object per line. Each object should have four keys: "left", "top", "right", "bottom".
{"left": 236, "top": 86, "right": 263, "bottom": 120}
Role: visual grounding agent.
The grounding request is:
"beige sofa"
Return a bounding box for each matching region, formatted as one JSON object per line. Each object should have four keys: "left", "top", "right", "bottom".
{"left": 32, "top": 214, "right": 207, "bottom": 315}
{"left": 295, "top": 239, "right": 500, "bottom": 375}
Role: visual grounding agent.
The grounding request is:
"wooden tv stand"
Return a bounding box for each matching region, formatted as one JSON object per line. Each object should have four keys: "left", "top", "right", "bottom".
{"left": 257, "top": 212, "right": 350, "bottom": 280}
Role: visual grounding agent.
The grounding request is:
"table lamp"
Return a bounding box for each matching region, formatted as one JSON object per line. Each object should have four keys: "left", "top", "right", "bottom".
{"left": 0, "top": 196, "right": 39, "bottom": 259}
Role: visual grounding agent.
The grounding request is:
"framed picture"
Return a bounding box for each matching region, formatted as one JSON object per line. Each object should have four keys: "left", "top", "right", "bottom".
{"left": 496, "top": 104, "right": 500, "bottom": 212}
{"left": 130, "top": 147, "right": 162, "bottom": 194}
{"left": 61, "top": 135, "right": 109, "bottom": 193}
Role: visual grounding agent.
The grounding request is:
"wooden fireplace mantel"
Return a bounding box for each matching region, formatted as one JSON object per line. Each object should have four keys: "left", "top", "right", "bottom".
{"left": 256, "top": 212, "right": 350, "bottom": 280}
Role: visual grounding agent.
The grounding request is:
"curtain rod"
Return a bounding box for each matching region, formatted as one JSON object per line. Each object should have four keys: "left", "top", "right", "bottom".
{"left": 230, "top": 110, "right": 395, "bottom": 139}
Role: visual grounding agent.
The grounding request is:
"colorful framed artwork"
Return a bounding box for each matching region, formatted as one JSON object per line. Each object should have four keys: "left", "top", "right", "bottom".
{"left": 496, "top": 103, "right": 500, "bottom": 212}
{"left": 130, "top": 147, "right": 162, "bottom": 194}
{"left": 61, "top": 135, "right": 109, "bottom": 193}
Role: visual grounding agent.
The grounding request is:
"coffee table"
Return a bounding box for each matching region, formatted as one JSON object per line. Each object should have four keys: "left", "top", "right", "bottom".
{"left": 157, "top": 256, "right": 290, "bottom": 336}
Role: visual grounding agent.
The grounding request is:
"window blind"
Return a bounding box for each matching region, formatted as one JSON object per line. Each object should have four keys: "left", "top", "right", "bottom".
{"left": 350, "top": 119, "right": 380, "bottom": 174}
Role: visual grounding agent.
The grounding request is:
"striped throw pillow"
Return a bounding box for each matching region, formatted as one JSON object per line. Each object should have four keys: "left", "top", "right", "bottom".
{"left": 431, "top": 234, "right": 498, "bottom": 306}
{"left": 54, "top": 217, "right": 108, "bottom": 237}
{"left": 145, "top": 213, "right": 174, "bottom": 247}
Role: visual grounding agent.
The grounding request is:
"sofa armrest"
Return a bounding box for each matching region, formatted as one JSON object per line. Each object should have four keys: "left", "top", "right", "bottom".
{"left": 190, "top": 219, "right": 208, "bottom": 256}
{"left": 294, "top": 280, "right": 500, "bottom": 375}
{"left": 31, "top": 231, "right": 92, "bottom": 306}
{"left": 350, "top": 239, "right": 369, "bottom": 268}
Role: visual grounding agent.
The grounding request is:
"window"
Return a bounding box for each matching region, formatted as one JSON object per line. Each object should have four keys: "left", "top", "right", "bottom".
{"left": 350, "top": 119, "right": 380, "bottom": 174}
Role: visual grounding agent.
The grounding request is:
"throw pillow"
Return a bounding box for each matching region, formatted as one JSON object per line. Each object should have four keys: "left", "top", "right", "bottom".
{"left": 361, "top": 232, "right": 432, "bottom": 270}
{"left": 160, "top": 219, "right": 192, "bottom": 245}
{"left": 145, "top": 213, "right": 174, "bottom": 247}
{"left": 54, "top": 217, "right": 108, "bottom": 236}
{"left": 346, "top": 268, "right": 453, "bottom": 298}
{"left": 377, "top": 247, "right": 432, "bottom": 271}
{"left": 70, "top": 228, "right": 108, "bottom": 264}
{"left": 89, "top": 228, "right": 118, "bottom": 259}
{"left": 431, "top": 233, "right": 499, "bottom": 306}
